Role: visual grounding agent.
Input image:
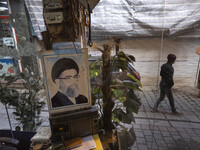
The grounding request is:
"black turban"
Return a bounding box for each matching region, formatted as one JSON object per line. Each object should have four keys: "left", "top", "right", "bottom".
{"left": 51, "top": 58, "right": 79, "bottom": 83}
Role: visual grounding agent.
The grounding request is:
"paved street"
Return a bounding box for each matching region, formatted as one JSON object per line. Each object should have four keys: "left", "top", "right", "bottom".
{"left": 132, "top": 85, "right": 200, "bottom": 150}
{"left": 0, "top": 86, "right": 200, "bottom": 150}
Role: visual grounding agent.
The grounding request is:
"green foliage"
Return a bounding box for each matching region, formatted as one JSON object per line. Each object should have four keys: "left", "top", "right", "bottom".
{"left": 0, "top": 77, "right": 19, "bottom": 106}
{"left": 0, "top": 66, "right": 45, "bottom": 131}
{"left": 90, "top": 42, "right": 142, "bottom": 148}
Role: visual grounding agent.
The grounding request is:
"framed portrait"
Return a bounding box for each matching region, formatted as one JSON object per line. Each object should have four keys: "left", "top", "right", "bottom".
{"left": 41, "top": 48, "right": 91, "bottom": 115}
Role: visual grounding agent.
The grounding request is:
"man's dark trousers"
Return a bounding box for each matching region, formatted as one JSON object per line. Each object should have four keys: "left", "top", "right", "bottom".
{"left": 154, "top": 81, "right": 176, "bottom": 112}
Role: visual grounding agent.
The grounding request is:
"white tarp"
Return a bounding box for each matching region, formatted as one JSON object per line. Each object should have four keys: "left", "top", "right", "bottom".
{"left": 91, "top": 0, "right": 200, "bottom": 39}
{"left": 24, "top": 0, "right": 46, "bottom": 40}
{"left": 24, "top": 0, "right": 200, "bottom": 40}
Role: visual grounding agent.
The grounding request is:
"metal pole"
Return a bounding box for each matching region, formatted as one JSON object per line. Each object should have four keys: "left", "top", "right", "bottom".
{"left": 5, "top": 103, "right": 14, "bottom": 138}
{"left": 195, "top": 56, "right": 200, "bottom": 86}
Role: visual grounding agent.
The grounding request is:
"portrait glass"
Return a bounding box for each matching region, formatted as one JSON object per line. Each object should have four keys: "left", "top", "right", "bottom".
{"left": 41, "top": 49, "right": 91, "bottom": 115}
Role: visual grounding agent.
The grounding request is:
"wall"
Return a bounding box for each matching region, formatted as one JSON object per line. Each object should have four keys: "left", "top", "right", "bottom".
{"left": 91, "top": 38, "right": 200, "bottom": 86}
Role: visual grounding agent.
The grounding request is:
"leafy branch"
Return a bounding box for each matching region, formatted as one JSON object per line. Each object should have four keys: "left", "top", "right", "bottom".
{"left": 90, "top": 41, "right": 142, "bottom": 149}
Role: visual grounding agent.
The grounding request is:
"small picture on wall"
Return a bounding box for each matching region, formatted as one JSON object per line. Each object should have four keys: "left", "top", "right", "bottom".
{"left": 41, "top": 49, "right": 91, "bottom": 115}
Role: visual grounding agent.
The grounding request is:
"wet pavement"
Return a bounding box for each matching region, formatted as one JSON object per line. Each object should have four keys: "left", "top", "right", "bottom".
{"left": 0, "top": 86, "right": 200, "bottom": 150}
{"left": 132, "top": 85, "right": 200, "bottom": 150}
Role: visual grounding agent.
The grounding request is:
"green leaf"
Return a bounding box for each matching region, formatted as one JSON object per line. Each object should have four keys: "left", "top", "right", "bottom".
{"left": 117, "top": 51, "right": 135, "bottom": 63}
{"left": 118, "top": 113, "right": 122, "bottom": 121}
{"left": 118, "top": 109, "right": 131, "bottom": 124}
{"left": 114, "top": 61, "right": 129, "bottom": 71}
{"left": 126, "top": 110, "right": 135, "bottom": 123}
{"left": 112, "top": 109, "right": 120, "bottom": 125}
{"left": 119, "top": 57, "right": 127, "bottom": 62}
{"left": 127, "top": 55, "right": 136, "bottom": 62}
{"left": 123, "top": 81, "right": 142, "bottom": 92}
{"left": 5, "top": 76, "right": 19, "bottom": 86}
{"left": 4, "top": 75, "right": 13, "bottom": 81}
{"left": 13, "top": 112, "right": 21, "bottom": 116}
{"left": 129, "top": 127, "right": 136, "bottom": 142}
{"left": 90, "top": 69, "right": 99, "bottom": 78}
{"left": 1, "top": 73, "right": 6, "bottom": 79}
{"left": 118, "top": 51, "right": 126, "bottom": 58}
{"left": 112, "top": 89, "right": 124, "bottom": 98}
{"left": 123, "top": 80, "right": 139, "bottom": 88}
{"left": 125, "top": 97, "right": 141, "bottom": 114}
{"left": 128, "top": 74, "right": 142, "bottom": 87}
{"left": 127, "top": 90, "right": 141, "bottom": 104}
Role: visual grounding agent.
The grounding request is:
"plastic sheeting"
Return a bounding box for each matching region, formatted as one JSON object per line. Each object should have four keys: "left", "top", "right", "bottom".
{"left": 24, "top": 0, "right": 46, "bottom": 40}
{"left": 91, "top": 0, "right": 200, "bottom": 39}
{"left": 24, "top": 0, "right": 200, "bottom": 40}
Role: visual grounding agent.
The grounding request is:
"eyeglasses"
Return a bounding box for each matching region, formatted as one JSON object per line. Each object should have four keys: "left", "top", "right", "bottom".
{"left": 58, "top": 75, "right": 80, "bottom": 80}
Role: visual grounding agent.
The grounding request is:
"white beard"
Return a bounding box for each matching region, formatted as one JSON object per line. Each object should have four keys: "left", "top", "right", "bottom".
{"left": 60, "top": 82, "right": 79, "bottom": 98}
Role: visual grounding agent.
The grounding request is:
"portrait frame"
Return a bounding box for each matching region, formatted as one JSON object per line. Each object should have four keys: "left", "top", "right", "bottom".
{"left": 41, "top": 48, "right": 91, "bottom": 115}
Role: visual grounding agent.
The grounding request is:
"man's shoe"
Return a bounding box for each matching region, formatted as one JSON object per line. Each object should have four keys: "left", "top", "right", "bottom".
{"left": 172, "top": 110, "right": 182, "bottom": 115}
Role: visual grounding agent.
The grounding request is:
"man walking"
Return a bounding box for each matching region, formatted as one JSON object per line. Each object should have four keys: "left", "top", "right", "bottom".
{"left": 153, "top": 54, "right": 181, "bottom": 114}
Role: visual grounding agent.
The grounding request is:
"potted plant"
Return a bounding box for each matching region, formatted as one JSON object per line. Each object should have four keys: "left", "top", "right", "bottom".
{"left": 90, "top": 41, "right": 142, "bottom": 149}
{"left": 0, "top": 66, "right": 45, "bottom": 132}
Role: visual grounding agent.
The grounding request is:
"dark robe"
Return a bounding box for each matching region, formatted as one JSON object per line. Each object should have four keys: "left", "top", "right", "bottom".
{"left": 51, "top": 91, "right": 88, "bottom": 108}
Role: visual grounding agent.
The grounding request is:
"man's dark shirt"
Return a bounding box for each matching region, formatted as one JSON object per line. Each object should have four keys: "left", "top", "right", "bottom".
{"left": 51, "top": 91, "right": 88, "bottom": 108}
{"left": 160, "top": 62, "right": 174, "bottom": 89}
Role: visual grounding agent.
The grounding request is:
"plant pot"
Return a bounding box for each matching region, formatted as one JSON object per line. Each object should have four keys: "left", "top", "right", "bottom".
{"left": 99, "top": 129, "right": 120, "bottom": 150}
